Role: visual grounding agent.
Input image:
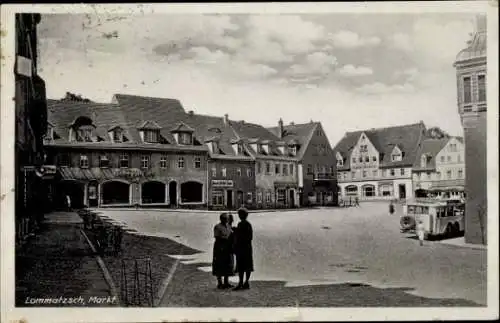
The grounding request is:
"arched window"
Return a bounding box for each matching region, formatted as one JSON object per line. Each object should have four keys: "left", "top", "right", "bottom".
{"left": 180, "top": 181, "right": 203, "bottom": 203}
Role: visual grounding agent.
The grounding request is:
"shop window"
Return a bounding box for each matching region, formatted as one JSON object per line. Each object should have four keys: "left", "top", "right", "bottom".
{"left": 212, "top": 190, "right": 224, "bottom": 206}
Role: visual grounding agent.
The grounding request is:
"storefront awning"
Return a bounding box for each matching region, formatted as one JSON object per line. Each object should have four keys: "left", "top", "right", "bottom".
{"left": 58, "top": 167, "right": 143, "bottom": 181}
{"left": 429, "top": 179, "right": 465, "bottom": 192}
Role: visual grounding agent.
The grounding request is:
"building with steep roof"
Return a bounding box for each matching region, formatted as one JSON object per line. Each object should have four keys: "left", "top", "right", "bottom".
{"left": 333, "top": 122, "right": 426, "bottom": 201}
{"left": 268, "top": 119, "right": 337, "bottom": 206}
{"left": 412, "top": 137, "right": 465, "bottom": 199}
{"left": 230, "top": 116, "right": 300, "bottom": 208}
{"left": 44, "top": 95, "right": 209, "bottom": 209}
{"left": 453, "top": 15, "right": 487, "bottom": 245}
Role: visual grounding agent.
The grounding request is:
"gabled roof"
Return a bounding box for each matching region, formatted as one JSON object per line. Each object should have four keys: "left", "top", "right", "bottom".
{"left": 232, "top": 121, "right": 297, "bottom": 161}
{"left": 267, "top": 122, "right": 318, "bottom": 160}
{"left": 412, "top": 138, "right": 449, "bottom": 171}
{"left": 138, "top": 120, "right": 162, "bottom": 130}
{"left": 333, "top": 122, "right": 426, "bottom": 170}
{"left": 171, "top": 122, "right": 195, "bottom": 133}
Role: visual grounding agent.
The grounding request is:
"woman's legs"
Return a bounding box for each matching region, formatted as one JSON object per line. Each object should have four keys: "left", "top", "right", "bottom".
{"left": 217, "top": 276, "right": 223, "bottom": 288}
{"left": 243, "top": 271, "right": 251, "bottom": 288}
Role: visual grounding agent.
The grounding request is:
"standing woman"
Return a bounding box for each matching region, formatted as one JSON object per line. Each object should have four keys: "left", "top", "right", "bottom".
{"left": 212, "top": 213, "right": 233, "bottom": 289}
{"left": 234, "top": 207, "right": 254, "bottom": 290}
{"left": 227, "top": 213, "right": 237, "bottom": 277}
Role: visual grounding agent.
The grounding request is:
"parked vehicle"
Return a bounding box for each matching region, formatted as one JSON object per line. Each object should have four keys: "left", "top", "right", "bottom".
{"left": 400, "top": 198, "right": 465, "bottom": 239}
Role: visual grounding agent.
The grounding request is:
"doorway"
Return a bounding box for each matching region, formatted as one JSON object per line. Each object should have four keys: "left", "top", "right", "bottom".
{"left": 88, "top": 181, "right": 99, "bottom": 207}
{"left": 236, "top": 191, "right": 243, "bottom": 208}
{"left": 169, "top": 181, "right": 177, "bottom": 206}
{"left": 399, "top": 184, "right": 406, "bottom": 199}
{"left": 289, "top": 189, "right": 295, "bottom": 207}
{"left": 226, "top": 190, "right": 233, "bottom": 209}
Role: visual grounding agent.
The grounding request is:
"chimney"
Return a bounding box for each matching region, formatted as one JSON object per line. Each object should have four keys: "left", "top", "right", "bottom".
{"left": 278, "top": 118, "right": 284, "bottom": 138}
{"left": 224, "top": 114, "right": 229, "bottom": 125}
{"left": 289, "top": 121, "right": 295, "bottom": 126}
{"left": 188, "top": 110, "right": 194, "bottom": 116}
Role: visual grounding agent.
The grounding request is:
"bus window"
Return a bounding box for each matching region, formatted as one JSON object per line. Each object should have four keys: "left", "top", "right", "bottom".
{"left": 407, "top": 206, "right": 415, "bottom": 214}
{"left": 446, "top": 207, "right": 454, "bottom": 217}
{"left": 415, "top": 206, "right": 423, "bottom": 214}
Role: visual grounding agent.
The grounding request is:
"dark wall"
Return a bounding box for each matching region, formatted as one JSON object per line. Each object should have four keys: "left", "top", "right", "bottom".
{"left": 464, "top": 113, "right": 487, "bottom": 245}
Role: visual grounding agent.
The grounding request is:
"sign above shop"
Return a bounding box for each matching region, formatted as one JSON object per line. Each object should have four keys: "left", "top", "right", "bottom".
{"left": 212, "top": 179, "right": 233, "bottom": 188}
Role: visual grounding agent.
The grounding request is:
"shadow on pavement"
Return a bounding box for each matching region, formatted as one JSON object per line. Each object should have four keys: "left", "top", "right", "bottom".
{"left": 103, "top": 232, "right": 483, "bottom": 308}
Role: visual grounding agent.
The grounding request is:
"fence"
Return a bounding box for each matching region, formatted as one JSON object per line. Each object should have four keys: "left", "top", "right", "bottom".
{"left": 120, "top": 258, "right": 154, "bottom": 307}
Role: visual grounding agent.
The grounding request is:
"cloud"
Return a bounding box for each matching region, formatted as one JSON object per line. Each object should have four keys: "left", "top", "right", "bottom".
{"left": 245, "top": 15, "right": 326, "bottom": 54}
{"left": 389, "top": 18, "right": 474, "bottom": 64}
{"left": 338, "top": 64, "right": 374, "bottom": 77}
{"left": 356, "top": 82, "right": 415, "bottom": 95}
{"left": 286, "top": 51, "right": 338, "bottom": 77}
{"left": 330, "top": 30, "right": 381, "bottom": 49}
{"left": 186, "top": 46, "right": 230, "bottom": 64}
{"left": 393, "top": 67, "right": 419, "bottom": 81}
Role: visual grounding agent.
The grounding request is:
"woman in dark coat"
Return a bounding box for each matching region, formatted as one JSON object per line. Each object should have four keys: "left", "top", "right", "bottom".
{"left": 234, "top": 207, "right": 254, "bottom": 290}
{"left": 212, "top": 213, "right": 233, "bottom": 289}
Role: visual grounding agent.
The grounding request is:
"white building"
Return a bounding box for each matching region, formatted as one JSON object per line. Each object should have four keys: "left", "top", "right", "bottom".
{"left": 333, "top": 122, "right": 426, "bottom": 201}
{"left": 413, "top": 137, "right": 465, "bottom": 200}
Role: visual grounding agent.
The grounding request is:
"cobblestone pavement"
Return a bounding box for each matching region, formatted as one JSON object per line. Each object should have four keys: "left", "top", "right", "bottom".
{"left": 95, "top": 203, "right": 487, "bottom": 307}
{"left": 16, "top": 221, "right": 115, "bottom": 307}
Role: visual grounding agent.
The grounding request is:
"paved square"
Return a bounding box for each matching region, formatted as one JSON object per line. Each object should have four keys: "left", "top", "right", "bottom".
{"left": 97, "top": 202, "right": 486, "bottom": 305}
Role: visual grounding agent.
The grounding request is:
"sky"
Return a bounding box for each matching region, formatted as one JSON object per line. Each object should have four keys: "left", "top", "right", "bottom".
{"left": 37, "top": 12, "right": 478, "bottom": 146}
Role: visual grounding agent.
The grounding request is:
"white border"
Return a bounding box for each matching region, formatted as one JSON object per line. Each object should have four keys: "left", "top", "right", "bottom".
{"left": 1, "top": 2, "right": 498, "bottom": 322}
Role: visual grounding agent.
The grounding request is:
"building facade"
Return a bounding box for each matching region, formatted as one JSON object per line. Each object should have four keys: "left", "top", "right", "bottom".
{"left": 268, "top": 120, "right": 337, "bottom": 206}
{"left": 334, "top": 123, "right": 426, "bottom": 201}
{"left": 45, "top": 96, "right": 209, "bottom": 209}
{"left": 230, "top": 119, "right": 300, "bottom": 209}
{"left": 15, "top": 13, "right": 48, "bottom": 244}
{"left": 454, "top": 15, "right": 487, "bottom": 245}
{"left": 412, "top": 137, "right": 465, "bottom": 199}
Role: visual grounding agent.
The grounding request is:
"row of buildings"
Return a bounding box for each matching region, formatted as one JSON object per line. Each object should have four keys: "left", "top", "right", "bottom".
{"left": 42, "top": 94, "right": 338, "bottom": 211}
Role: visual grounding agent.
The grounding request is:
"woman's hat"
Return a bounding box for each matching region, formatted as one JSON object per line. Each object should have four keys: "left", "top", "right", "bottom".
{"left": 237, "top": 207, "right": 249, "bottom": 215}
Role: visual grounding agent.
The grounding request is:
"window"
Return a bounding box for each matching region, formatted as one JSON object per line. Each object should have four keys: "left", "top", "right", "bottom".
{"left": 211, "top": 167, "right": 217, "bottom": 177}
{"left": 160, "top": 154, "right": 168, "bottom": 169}
{"left": 478, "top": 74, "right": 486, "bottom": 102}
{"left": 363, "top": 185, "right": 376, "bottom": 197}
{"left": 358, "top": 157, "right": 363, "bottom": 163}
{"left": 179, "top": 132, "right": 192, "bottom": 145}
{"left": 290, "top": 164, "right": 294, "bottom": 175}
{"left": 77, "top": 127, "right": 93, "bottom": 142}
{"left": 390, "top": 169, "right": 395, "bottom": 176}
{"left": 458, "top": 169, "right": 463, "bottom": 178}
{"left": 237, "top": 144, "right": 244, "bottom": 155}
{"left": 391, "top": 153, "right": 402, "bottom": 162}
{"left": 275, "top": 163, "right": 280, "bottom": 175}
{"left": 351, "top": 171, "right": 356, "bottom": 179}
{"left": 457, "top": 154, "right": 462, "bottom": 163}
{"left": 329, "top": 166, "right": 334, "bottom": 174}
{"left": 283, "top": 164, "right": 288, "bottom": 176}
{"left": 237, "top": 168, "right": 242, "bottom": 176}
{"left": 440, "top": 156, "right": 445, "bottom": 163}
{"left": 463, "top": 76, "right": 472, "bottom": 103}
{"left": 337, "top": 173, "right": 343, "bottom": 180}
{"left": 247, "top": 192, "right": 253, "bottom": 203}
{"left": 372, "top": 156, "right": 377, "bottom": 162}
{"left": 447, "top": 156, "right": 451, "bottom": 162}
{"left": 113, "top": 129, "right": 123, "bottom": 142}
{"left": 141, "top": 155, "right": 150, "bottom": 169}
{"left": 345, "top": 186, "right": 358, "bottom": 196}
{"left": 289, "top": 146, "right": 297, "bottom": 155}
{"left": 257, "top": 192, "right": 263, "bottom": 203}
{"left": 265, "top": 192, "right": 271, "bottom": 203}
{"left": 360, "top": 144, "right": 368, "bottom": 153}
{"left": 449, "top": 144, "right": 457, "bottom": 152}
{"left": 380, "top": 185, "right": 393, "bottom": 197}
{"left": 144, "top": 130, "right": 159, "bottom": 143}
{"left": 212, "top": 190, "right": 224, "bottom": 206}
{"left": 119, "top": 153, "right": 129, "bottom": 168}
{"left": 178, "top": 157, "right": 185, "bottom": 169}
{"left": 266, "top": 163, "right": 272, "bottom": 174}
{"left": 58, "top": 153, "right": 70, "bottom": 167}
{"left": 194, "top": 157, "right": 201, "bottom": 169}
{"left": 222, "top": 167, "right": 227, "bottom": 177}
{"left": 247, "top": 168, "right": 252, "bottom": 177}
{"left": 362, "top": 170, "right": 367, "bottom": 178}
{"left": 80, "top": 155, "right": 89, "bottom": 168}
{"left": 447, "top": 170, "right": 452, "bottom": 179}
{"left": 352, "top": 157, "right": 356, "bottom": 164}
{"left": 99, "top": 155, "right": 110, "bottom": 168}
{"left": 400, "top": 168, "right": 405, "bottom": 176}
{"left": 277, "top": 189, "right": 286, "bottom": 203}
{"left": 256, "top": 162, "right": 261, "bottom": 174}
{"left": 337, "top": 158, "right": 344, "bottom": 167}
{"left": 364, "top": 156, "right": 369, "bottom": 163}
{"left": 372, "top": 170, "right": 377, "bottom": 177}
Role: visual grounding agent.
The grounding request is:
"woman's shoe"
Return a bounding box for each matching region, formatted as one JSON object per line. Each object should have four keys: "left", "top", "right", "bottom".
{"left": 233, "top": 284, "right": 243, "bottom": 291}
{"left": 217, "top": 283, "right": 224, "bottom": 289}
{"left": 242, "top": 282, "right": 250, "bottom": 290}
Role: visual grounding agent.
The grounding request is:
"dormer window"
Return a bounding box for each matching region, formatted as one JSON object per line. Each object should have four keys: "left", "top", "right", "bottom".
{"left": 391, "top": 146, "right": 403, "bottom": 162}
{"left": 171, "top": 122, "right": 195, "bottom": 145}
{"left": 289, "top": 146, "right": 297, "bottom": 155}
{"left": 336, "top": 152, "right": 344, "bottom": 167}
{"left": 260, "top": 142, "right": 270, "bottom": 155}
{"left": 276, "top": 142, "right": 286, "bottom": 155}
{"left": 77, "top": 126, "right": 93, "bottom": 142}
{"left": 113, "top": 129, "right": 123, "bottom": 142}
{"left": 138, "top": 120, "right": 162, "bottom": 144}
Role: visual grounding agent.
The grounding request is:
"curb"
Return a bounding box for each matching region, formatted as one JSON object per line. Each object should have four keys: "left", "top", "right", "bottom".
{"left": 438, "top": 240, "right": 487, "bottom": 251}
{"left": 80, "top": 229, "right": 122, "bottom": 306}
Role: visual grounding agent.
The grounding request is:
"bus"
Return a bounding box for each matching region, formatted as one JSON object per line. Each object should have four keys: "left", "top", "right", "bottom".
{"left": 400, "top": 198, "right": 465, "bottom": 239}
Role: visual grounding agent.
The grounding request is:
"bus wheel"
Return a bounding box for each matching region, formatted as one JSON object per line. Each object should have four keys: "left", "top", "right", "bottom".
{"left": 445, "top": 224, "right": 453, "bottom": 238}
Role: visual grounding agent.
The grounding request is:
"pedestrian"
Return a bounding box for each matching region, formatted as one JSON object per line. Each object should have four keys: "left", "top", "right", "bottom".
{"left": 212, "top": 213, "right": 234, "bottom": 289}
{"left": 389, "top": 201, "right": 395, "bottom": 215}
{"left": 227, "top": 213, "right": 237, "bottom": 276}
{"left": 416, "top": 219, "right": 425, "bottom": 246}
{"left": 355, "top": 196, "right": 359, "bottom": 207}
{"left": 233, "top": 207, "right": 254, "bottom": 290}
{"left": 66, "top": 194, "right": 72, "bottom": 211}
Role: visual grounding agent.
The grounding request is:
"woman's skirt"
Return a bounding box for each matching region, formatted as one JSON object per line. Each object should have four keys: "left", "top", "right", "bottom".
{"left": 235, "top": 244, "right": 254, "bottom": 272}
{"left": 212, "top": 239, "right": 234, "bottom": 276}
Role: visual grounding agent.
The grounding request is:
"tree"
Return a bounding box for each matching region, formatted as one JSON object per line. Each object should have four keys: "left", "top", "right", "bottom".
{"left": 425, "top": 126, "right": 450, "bottom": 139}
{"left": 60, "top": 92, "right": 93, "bottom": 103}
